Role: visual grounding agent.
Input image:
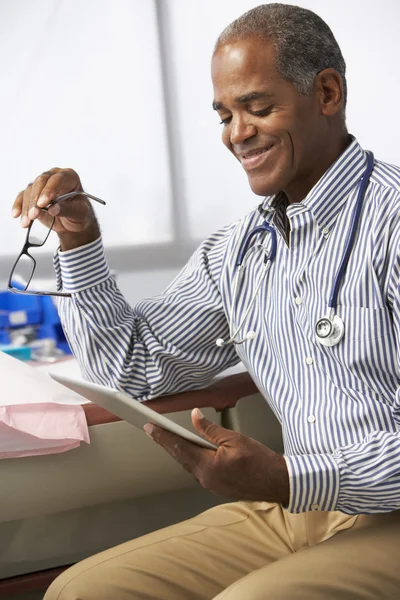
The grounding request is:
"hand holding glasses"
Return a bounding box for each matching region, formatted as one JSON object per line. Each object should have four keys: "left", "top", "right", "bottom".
{"left": 8, "top": 191, "right": 106, "bottom": 297}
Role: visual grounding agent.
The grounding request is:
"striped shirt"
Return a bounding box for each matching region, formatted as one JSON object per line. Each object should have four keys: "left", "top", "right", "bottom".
{"left": 55, "top": 137, "right": 400, "bottom": 515}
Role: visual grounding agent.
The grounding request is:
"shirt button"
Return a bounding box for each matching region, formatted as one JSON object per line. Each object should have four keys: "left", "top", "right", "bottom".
{"left": 322, "top": 227, "right": 330, "bottom": 235}
{"left": 305, "top": 356, "right": 314, "bottom": 365}
{"left": 295, "top": 296, "right": 303, "bottom": 305}
{"left": 307, "top": 415, "right": 316, "bottom": 423}
{"left": 311, "top": 503, "right": 320, "bottom": 511}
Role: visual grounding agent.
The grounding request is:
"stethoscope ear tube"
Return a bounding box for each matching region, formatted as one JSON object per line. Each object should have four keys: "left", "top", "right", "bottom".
{"left": 216, "top": 260, "right": 272, "bottom": 347}
{"left": 216, "top": 223, "right": 277, "bottom": 347}
{"left": 236, "top": 222, "right": 277, "bottom": 266}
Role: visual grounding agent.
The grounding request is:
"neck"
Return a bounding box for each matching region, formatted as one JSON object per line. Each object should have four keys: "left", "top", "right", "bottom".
{"left": 285, "top": 131, "right": 351, "bottom": 204}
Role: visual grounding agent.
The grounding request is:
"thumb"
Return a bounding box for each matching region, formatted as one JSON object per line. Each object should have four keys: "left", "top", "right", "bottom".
{"left": 191, "top": 408, "right": 237, "bottom": 445}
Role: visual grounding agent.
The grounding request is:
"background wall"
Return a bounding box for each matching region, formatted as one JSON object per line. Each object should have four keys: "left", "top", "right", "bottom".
{"left": 0, "top": 0, "right": 173, "bottom": 255}
{"left": 1, "top": 0, "right": 399, "bottom": 304}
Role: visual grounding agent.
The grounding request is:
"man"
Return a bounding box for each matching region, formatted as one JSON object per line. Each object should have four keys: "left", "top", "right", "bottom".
{"left": 12, "top": 4, "right": 400, "bottom": 599}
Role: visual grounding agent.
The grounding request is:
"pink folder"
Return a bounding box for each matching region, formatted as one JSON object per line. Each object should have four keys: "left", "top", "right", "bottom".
{"left": 0, "top": 352, "right": 89, "bottom": 458}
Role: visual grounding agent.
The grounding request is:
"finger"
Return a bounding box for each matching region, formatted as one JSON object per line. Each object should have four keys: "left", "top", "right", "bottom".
{"left": 21, "top": 181, "right": 53, "bottom": 230}
{"left": 20, "top": 185, "right": 33, "bottom": 228}
{"left": 191, "top": 408, "right": 236, "bottom": 446}
{"left": 12, "top": 169, "right": 61, "bottom": 220}
{"left": 37, "top": 169, "right": 80, "bottom": 208}
{"left": 28, "top": 171, "right": 54, "bottom": 219}
{"left": 144, "top": 423, "right": 208, "bottom": 474}
{"left": 12, "top": 190, "right": 24, "bottom": 218}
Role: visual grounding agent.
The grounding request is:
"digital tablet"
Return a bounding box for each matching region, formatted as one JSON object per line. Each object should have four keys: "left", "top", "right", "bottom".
{"left": 50, "top": 373, "right": 218, "bottom": 450}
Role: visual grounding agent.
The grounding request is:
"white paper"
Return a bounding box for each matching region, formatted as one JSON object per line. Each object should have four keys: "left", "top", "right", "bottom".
{"left": 0, "top": 351, "right": 88, "bottom": 406}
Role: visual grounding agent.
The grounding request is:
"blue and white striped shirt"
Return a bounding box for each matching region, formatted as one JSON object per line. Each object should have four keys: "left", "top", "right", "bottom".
{"left": 55, "top": 137, "right": 400, "bottom": 515}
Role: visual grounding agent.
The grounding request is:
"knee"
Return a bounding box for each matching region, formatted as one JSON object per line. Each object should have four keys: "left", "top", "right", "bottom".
{"left": 219, "top": 575, "right": 314, "bottom": 600}
{"left": 43, "top": 563, "right": 103, "bottom": 600}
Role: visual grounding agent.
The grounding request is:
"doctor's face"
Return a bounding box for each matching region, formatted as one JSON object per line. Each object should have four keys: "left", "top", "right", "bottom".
{"left": 211, "top": 38, "right": 327, "bottom": 203}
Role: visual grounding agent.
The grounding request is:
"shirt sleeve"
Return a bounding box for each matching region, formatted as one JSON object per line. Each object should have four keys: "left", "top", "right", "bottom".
{"left": 285, "top": 204, "right": 400, "bottom": 515}
{"left": 53, "top": 231, "right": 239, "bottom": 401}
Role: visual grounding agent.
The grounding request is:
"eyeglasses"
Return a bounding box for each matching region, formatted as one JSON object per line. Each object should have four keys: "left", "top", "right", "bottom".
{"left": 8, "top": 191, "right": 106, "bottom": 298}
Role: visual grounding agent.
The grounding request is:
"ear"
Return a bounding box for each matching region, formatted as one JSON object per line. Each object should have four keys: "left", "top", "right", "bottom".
{"left": 314, "top": 68, "right": 345, "bottom": 117}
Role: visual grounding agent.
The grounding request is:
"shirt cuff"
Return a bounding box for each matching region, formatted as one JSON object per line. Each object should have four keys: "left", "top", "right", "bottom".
{"left": 284, "top": 452, "right": 340, "bottom": 513}
{"left": 53, "top": 237, "right": 111, "bottom": 294}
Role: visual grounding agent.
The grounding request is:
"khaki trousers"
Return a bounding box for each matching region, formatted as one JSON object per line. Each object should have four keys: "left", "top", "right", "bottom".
{"left": 44, "top": 501, "right": 400, "bottom": 600}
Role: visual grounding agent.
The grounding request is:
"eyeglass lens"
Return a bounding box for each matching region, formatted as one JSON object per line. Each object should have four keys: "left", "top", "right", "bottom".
{"left": 27, "top": 218, "right": 53, "bottom": 246}
{"left": 11, "top": 254, "right": 35, "bottom": 290}
{"left": 10, "top": 219, "right": 55, "bottom": 290}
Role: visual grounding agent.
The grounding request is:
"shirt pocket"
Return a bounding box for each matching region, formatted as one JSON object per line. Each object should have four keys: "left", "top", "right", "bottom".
{"left": 336, "top": 305, "right": 393, "bottom": 341}
{"left": 317, "top": 305, "right": 399, "bottom": 397}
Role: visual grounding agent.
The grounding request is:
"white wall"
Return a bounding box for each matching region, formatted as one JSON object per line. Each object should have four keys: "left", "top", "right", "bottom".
{"left": 0, "top": 0, "right": 173, "bottom": 256}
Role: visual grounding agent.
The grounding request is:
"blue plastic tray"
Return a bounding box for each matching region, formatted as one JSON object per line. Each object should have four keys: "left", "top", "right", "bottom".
{"left": 0, "top": 290, "right": 42, "bottom": 328}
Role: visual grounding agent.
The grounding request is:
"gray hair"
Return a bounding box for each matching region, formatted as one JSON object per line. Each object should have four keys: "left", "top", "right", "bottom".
{"left": 216, "top": 4, "right": 347, "bottom": 110}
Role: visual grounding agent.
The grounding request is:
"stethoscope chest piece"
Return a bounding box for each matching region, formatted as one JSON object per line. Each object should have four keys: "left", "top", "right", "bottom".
{"left": 315, "top": 314, "right": 345, "bottom": 347}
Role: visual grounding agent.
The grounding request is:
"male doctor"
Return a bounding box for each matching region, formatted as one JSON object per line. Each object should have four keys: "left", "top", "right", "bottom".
{"left": 12, "top": 4, "right": 400, "bottom": 599}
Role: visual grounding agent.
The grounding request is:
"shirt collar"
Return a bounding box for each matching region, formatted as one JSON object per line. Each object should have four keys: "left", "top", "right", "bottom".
{"left": 258, "top": 136, "right": 368, "bottom": 234}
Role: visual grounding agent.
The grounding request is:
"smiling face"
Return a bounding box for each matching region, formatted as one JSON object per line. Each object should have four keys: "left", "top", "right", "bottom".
{"left": 212, "top": 37, "right": 347, "bottom": 203}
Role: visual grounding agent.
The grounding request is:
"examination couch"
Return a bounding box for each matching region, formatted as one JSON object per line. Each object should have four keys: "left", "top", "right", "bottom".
{"left": 0, "top": 364, "right": 283, "bottom": 598}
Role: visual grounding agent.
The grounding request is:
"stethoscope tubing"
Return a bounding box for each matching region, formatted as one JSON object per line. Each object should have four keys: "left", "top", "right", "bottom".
{"left": 236, "top": 222, "right": 277, "bottom": 266}
{"left": 328, "top": 151, "right": 374, "bottom": 309}
{"left": 218, "top": 151, "right": 374, "bottom": 347}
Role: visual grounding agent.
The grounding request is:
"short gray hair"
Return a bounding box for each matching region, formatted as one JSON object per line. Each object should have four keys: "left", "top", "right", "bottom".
{"left": 216, "top": 3, "right": 347, "bottom": 110}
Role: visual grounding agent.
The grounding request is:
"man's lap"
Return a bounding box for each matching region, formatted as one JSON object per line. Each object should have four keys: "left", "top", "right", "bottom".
{"left": 44, "top": 501, "right": 400, "bottom": 600}
{"left": 215, "top": 509, "right": 400, "bottom": 599}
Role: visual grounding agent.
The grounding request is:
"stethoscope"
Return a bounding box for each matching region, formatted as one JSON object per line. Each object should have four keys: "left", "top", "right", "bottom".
{"left": 216, "top": 151, "right": 374, "bottom": 349}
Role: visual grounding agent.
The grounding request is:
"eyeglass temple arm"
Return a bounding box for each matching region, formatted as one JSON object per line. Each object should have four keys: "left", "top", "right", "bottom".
{"left": 42, "top": 191, "right": 106, "bottom": 212}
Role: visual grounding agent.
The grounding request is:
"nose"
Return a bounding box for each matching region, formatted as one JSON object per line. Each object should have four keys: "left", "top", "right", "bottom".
{"left": 229, "top": 115, "right": 257, "bottom": 146}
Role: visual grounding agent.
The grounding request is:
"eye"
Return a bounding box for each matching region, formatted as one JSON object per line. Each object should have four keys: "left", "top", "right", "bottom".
{"left": 219, "top": 116, "right": 232, "bottom": 126}
{"left": 251, "top": 106, "right": 273, "bottom": 117}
